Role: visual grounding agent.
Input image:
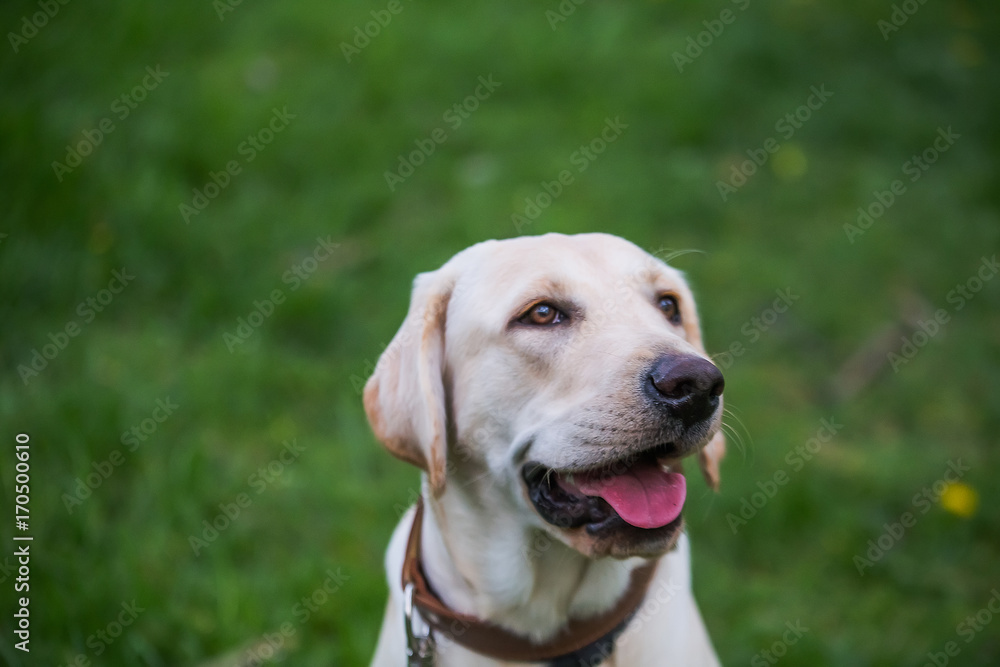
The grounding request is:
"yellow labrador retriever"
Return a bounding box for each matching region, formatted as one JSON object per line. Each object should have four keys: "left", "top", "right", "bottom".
{"left": 366, "top": 233, "right": 724, "bottom": 666}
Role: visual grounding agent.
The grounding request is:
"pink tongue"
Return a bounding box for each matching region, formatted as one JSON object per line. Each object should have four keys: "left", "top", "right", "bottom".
{"left": 575, "top": 462, "right": 686, "bottom": 529}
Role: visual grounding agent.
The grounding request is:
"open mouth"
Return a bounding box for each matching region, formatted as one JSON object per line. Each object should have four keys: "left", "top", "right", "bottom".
{"left": 522, "top": 443, "right": 689, "bottom": 536}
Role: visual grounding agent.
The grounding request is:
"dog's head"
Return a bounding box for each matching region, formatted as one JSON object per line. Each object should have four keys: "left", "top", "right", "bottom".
{"left": 364, "top": 233, "right": 724, "bottom": 559}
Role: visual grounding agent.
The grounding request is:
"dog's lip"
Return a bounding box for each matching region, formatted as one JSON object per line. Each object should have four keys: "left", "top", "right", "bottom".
{"left": 521, "top": 442, "right": 692, "bottom": 532}
{"left": 525, "top": 441, "right": 693, "bottom": 478}
{"left": 557, "top": 456, "right": 686, "bottom": 486}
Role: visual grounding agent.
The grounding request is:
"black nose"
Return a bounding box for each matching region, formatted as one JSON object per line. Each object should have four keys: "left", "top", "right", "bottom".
{"left": 646, "top": 354, "right": 724, "bottom": 426}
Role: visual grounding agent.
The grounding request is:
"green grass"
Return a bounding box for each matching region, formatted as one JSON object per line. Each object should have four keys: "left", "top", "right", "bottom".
{"left": 1, "top": 0, "right": 999, "bottom": 665}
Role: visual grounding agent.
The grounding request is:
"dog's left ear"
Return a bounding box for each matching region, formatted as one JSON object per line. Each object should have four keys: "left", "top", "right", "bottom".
{"left": 363, "top": 269, "right": 454, "bottom": 498}
{"left": 677, "top": 284, "right": 725, "bottom": 491}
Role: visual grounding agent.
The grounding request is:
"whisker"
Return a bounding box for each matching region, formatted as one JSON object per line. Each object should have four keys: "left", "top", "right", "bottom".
{"left": 722, "top": 407, "right": 751, "bottom": 442}
{"left": 721, "top": 405, "right": 753, "bottom": 463}
{"left": 720, "top": 422, "right": 745, "bottom": 457}
{"left": 458, "top": 469, "right": 496, "bottom": 489}
{"left": 653, "top": 247, "right": 706, "bottom": 263}
{"left": 697, "top": 484, "right": 717, "bottom": 522}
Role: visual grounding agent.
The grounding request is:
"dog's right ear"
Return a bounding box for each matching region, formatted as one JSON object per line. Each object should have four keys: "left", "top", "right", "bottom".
{"left": 698, "top": 430, "right": 725, "bottom": 492}
{"left": 363, "top": 269, "right": 453, "bottom": 498}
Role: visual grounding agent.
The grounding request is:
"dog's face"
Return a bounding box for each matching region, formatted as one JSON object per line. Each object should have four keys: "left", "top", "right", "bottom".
{"left": 365, "top": 233, "right": 724, "bottom": 559}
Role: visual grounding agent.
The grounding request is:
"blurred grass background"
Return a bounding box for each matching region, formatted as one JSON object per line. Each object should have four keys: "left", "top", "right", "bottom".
{"left": 1, "top": 0, "right": 999, "bottom": 665}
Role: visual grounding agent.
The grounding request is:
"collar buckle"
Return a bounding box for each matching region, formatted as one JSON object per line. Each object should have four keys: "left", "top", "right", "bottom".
{"left": 404, "top": 582, "right": 436, "bottom": 667}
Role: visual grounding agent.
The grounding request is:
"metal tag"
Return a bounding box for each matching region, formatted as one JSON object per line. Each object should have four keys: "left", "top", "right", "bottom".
{"left": 404, "top": 583, "right": 436, "bottom": 667}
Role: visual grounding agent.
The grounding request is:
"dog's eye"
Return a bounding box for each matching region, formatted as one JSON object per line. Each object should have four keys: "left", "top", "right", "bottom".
{"left": 520, "top": 303, "right": 564, "bottom": 326}
{"left": 657, "top": 295, "right": 681, "bottom": 324}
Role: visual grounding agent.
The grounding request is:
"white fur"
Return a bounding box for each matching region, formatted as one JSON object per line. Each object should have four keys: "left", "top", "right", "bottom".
{"left": 366, "top": 234, "right": 723, "bottom": 666}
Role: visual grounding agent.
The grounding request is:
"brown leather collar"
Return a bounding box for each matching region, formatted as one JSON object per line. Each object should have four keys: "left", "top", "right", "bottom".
{"left": 401, "top": 497, "right": 658, "bottom": 663}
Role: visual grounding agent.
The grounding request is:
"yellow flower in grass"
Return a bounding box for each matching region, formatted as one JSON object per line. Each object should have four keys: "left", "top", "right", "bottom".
{"left": 771, "top": 143, "right": 808, "bottom": 182}
{"left": 940, "top": 482, "right": 978, "bottom": 519}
